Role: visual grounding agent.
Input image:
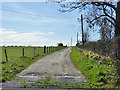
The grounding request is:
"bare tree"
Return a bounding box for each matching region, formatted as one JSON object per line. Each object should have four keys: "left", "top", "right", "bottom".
{"left": 84, "top": 28, "right": 90, "bottom": 42}
{"left": 99, "top": 17, "right": 114, "bottom": 41}
{"left": 58, "top": 1, "right": 120, "bottom": 37}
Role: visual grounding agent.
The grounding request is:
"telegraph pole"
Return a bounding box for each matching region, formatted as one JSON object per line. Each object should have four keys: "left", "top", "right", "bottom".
{"left": 77, "top": 32, "right": 78, "bottom": 44}
{"left": 81, "top": 14, "right": 84, "bottom": 44}
{"left": 71, "top": 37, "right": 72, "bottom": 46}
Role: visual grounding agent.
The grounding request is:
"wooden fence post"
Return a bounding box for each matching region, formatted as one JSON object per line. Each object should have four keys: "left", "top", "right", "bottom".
{"left": 51, "top": 46, "right": 52, "bottom": 51}
{"left": 4, "top": 49, "right": 8, "bottom": 62}
{"left": 34, "top": 47, "right": 36, "bottom": 55}
{"left": 44, "top": 46, "right": 46, "bottom": 53}
{"left": 50, "top": 46, "right": 52, "bottom": 51}
{"left": 49, "top": 47, "right": 50, "bottom": 52}
{"left": 23, "top": 48, "right": 24, "bottom": 56}
{"left": 47, "top": 47, "right": 48, "bottom": 53}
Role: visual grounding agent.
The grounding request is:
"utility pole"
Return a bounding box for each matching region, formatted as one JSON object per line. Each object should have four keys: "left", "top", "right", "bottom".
{"left": 77, "top": 32, "right": 78, "bottom": 44}
{"left": 71, "top": 37, "right": 72, "bottom": 46}
{"left": 81, "top": 14, "right": 84, "bottom": 44}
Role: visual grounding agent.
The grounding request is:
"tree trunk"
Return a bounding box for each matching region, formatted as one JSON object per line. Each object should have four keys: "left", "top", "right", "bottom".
{"left": 115, "top": 1, "right": 120, "bottom": 60}
{"left": 115, "top": 1, "right": 120, "bottom": 37}
{"left": 115, "top": 2, "right": 120, "bottom": 85}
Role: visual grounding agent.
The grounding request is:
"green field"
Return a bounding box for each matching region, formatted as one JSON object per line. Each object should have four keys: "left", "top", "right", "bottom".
{"left": 1, "top": 46, "right": 66, "bottom": 82}
{"left": 2, "top": 46, "right": 44, "bottom": 62}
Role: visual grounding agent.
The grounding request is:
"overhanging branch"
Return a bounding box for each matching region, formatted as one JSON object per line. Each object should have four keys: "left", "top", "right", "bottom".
{"left": 90, "top": 15, "right": 106, "bottom": 23}
{"left": 105, "top": 17, "right": 115, "bottom": 26}
{"left": 90, "top": 14, "right": 115, "bottom": 26}
{"left": 103, "top": 6, "right": 116, "bottom": 23}
{"left": 59, "top": 2, "right": 89, "bottom": 12}
{"left": 91, "top": 2, "right": 116, "bottom": 11}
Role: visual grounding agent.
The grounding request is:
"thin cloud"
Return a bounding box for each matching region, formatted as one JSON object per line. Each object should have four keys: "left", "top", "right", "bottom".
{"left": 0, "top": 29, "right": 56, "bottom": 46}
{"left": 0, "top": 28, "right": 14, "bottom": 31}
{"left": 6, "top": 2, "right": 37, "bottom": 15}
{"left": 3, "top": 13, "right": 74, "bottom": 25}
{"left": 2, "top": 3, "right": 75, "bottom": 25}
{"left": 48, "top": 32, "right": 54, "bottom": 35}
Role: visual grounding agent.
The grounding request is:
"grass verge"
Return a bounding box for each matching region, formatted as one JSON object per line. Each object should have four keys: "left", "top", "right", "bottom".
{"left": 69, "top": 47, "right": 119, "bottom": 88}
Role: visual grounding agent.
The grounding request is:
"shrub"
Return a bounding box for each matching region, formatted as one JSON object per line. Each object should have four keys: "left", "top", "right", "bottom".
{"left": 58, "top": 43, "right": 63, "bottom": 46}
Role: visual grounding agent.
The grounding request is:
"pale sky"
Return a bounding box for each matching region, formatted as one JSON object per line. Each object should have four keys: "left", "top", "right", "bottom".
{"left": 0, "top": 1, "right": 101, "bottom": 46}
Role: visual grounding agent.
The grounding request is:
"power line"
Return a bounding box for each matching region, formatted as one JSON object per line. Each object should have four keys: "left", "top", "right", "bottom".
{"left": 1, "top": 8, "right": 79, "bottom": 19}
{"left": 0, "top": 8, "right": 44, "bottom": 17}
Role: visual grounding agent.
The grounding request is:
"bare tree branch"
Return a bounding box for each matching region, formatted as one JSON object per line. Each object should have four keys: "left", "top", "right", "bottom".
{"left": 102, "top": 6, "right": 116, "bottom": 23}
{"left": 89, "top": 14, "right": 115, "bottom": 26}
{"left": 103, "top": 2, "right": 116, "bottom": 11}
{"left": 90, "top": 15, "right": 106, "bottom": 23}
{"left": 105, "top": 17, "right": 115, "bottom": 26}
{"left": 59, "top": 2, "right": 117, "bottom": 29}
{"left": 91, "top": 2, "right": 116, "bottom": 11}
{"left": 59, "top": 2, "right": 89, "bottom": 12}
